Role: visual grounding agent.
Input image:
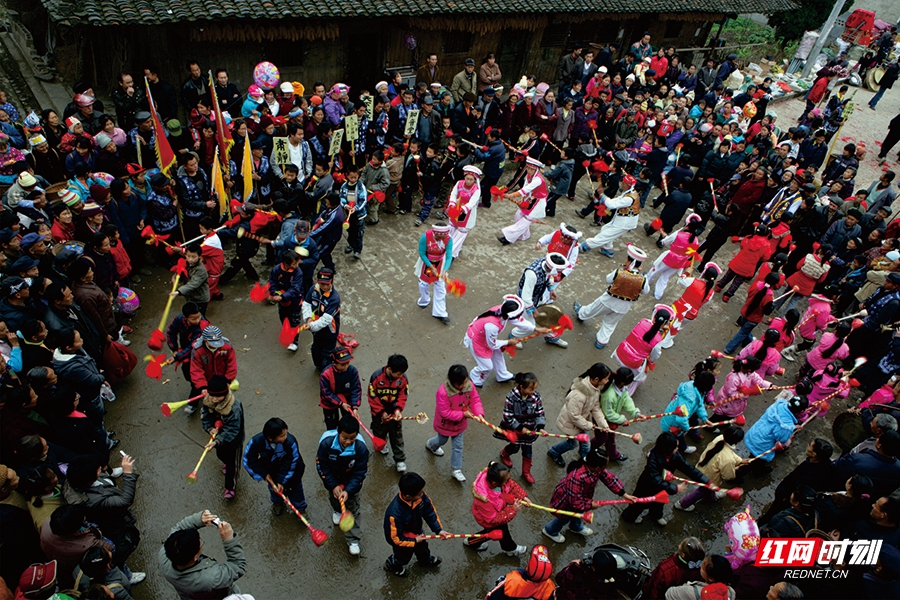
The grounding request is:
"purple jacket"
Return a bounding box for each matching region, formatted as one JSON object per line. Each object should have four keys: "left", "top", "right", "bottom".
{"left": 323, "top": 96, "right": 346, "bottom": 128}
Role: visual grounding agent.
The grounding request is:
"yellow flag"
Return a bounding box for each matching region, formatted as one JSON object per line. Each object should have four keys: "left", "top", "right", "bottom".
{"left": 242, "top": 133, "right": 253, "bottom": 203}
{"left": 211, "top": 147, "right": 229, "bottom": 218}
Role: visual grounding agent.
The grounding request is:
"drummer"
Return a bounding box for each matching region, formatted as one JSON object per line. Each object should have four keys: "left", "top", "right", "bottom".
{"left": 511, "top": 252, "right": 571, "bottom": 349}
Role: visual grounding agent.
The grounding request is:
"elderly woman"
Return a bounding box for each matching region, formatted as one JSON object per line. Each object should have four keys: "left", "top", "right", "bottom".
{"left": 0, "top": 133, "right": 25, "bottom": 183}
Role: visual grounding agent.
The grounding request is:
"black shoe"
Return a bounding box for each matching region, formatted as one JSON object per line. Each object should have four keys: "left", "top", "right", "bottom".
{"left": 497, "top": 235, "right": 511, "bottom": 245}
{"left": 344, "top": 246, "right": 353, "bottom": 254}
{"left": 421, "top": 556, "right": 442, "bottom": 568}
{"left": 107, "top": 430, "right": 116, "bottom": 438}
{"left": 644, "top": 223, "right": 653, "bottom": 236}
{"left": 548, "top": 451, "right": 566, "bottom": 467}
{"left": 108, "top": 439, "right": 121, "bottom": 450}
{"left": 575, "top": 209, "right": 586, "bottom": 219}
{"left": 272, "top": 502, "right": 285, "bottom": 516}
{"left": 384, "top": 560, "right": 408, "bottom": 577}
{"left": 612, "top": 453, "right": 628, "bottom": 462}
{"left": 435, "top": 315, "right": 450, "bottom": 325}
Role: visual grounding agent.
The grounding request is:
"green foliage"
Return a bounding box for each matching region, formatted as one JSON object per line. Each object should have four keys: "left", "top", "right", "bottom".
{"left": 769, "top": 0, "right": 855, "bottom": 43}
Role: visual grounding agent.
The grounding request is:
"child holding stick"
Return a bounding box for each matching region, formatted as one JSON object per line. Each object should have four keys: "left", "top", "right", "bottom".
{"left": 497, "top": 372, "right": 545, "bottom": 484}
{"left": 383, "top": 472, "right": 449, "bottom": 577}
{"left": 426, "top": 364, "right": 484, "bottom": 483}
{"left": 200, "top": 375, "right": 245, "bottom": 500}
{"left": 267, "top": 249, "right": 304, "bottom": 352}
{"left": 242, "top": 417, "right": 306, "bottom": 515}
{"left": 368, "top": 354, "right": 410, "bottom": 473}
{"left": 468, "top": 461, "right": 528, "bottom": 555}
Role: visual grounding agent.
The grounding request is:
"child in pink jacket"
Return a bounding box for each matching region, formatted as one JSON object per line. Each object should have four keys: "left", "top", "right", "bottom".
{"left": 800, "top": 361, "right": 848, "bottom": 420}
{"left": 736, "top": 328, "right": 784, "bottom": 377}
{"left": 711, "top": 357, "right": 772, "bottom": 423}
{"left": 467, "top": 461, "right": 528, "bottom": 555}
{"left": 798, "top": 321, "right": 851, "bottom": 379}
{"left": 426, "top": 364, "right": 484, "bottom": 483}
{"left": 789, "top": 294, "right": 836, "bottom": 358}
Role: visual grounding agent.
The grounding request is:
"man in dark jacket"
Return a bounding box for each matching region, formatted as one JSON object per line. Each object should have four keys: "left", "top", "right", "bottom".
{"left": 0, "top": 277, "right": 39, "bottom": 332}
{"left": 42, "top": 282, "right": 103, "bottom": 360}
{"left": 621, "top": 432, "right": 708, "bottom": 525}
{"left": 698, "top": 142, "right": 734, "bottom": 184}
{"left": 450, "top": 92, "right": 477, "bottom": 137}
{"left": 798, "top": 129, "right": 829, "bottom": 169}
{"left": 832, "top": 429, "right": 900, "bottom": 498}
{"left": 243, "top": 417, "right": 306, "bottom": 515}
{"left": 383, "top": 471, "right": 448, "bottom": 577}
{"left": 474, "top": 130, "right": 505, "bottom": 208}
{"left": 869, "top": 60, "right": 899, "bottom": 111}
{"left": 144, "top": 65, "right": 178, "bottom": 122}
{"left": 558, "top": 45, "right": 584, "bottom": 94}
{"left": 309, "top": 193, "right": 344, "bottom": 272}
{"left": 877, "top": 107, "right": 900, "bottom": 163}
{"left": 316, "top": 415, "right": 369, "bottom": 556}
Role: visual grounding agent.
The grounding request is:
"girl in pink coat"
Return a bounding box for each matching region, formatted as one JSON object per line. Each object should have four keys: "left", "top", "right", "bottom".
{"left": 426, "top": 364, "right": 485, "bottom": 482}
{"left": 768, "top": 309, "right": 800, "bottom": 352}
{"left": 798, "top": 321, "right": 851, "bottom": 380}
{"left": 800, "top": 361, "right": 848, "bottom": 420}
{"left": 735, "top": 328, "right": 784, "bottom": 377}
{"left": 467, "top": 461, "right": 528, "bottom": 555}
{"left": 614, "top": 304, "right": 672, "bottom": 395}
{"left": 787, "top": 294, "right": 836, "bottom": 360}
{"left": 711, "top": 357, "right": 772, "bottom": 422}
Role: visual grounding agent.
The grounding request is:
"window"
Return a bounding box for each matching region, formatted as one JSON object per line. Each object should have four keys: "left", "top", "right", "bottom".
{"left": 664, "top": 21, "right": 682, "bottom": 39}
{"left": 443, "top": 32, "right": 474, "bottom": 54}
{"left": 541, "top": 24, "right": 569, "bottom": 48}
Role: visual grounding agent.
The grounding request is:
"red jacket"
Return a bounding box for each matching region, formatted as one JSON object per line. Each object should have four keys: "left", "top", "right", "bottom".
{"left": 807, "top": 76, "right": 830, "bottom": 104}
{"left": 728, "top": 234, "right": 771, "bottom": 277}
{"left": 189, "top": 342, "right": 238, "bottom": 390}
{"left": 740, "top": 281, "right": 774, "bottom": 323}
{"left": 367, "top": 366, "right": 409, "bottom": 416}
{"left": 767, "top": 221, "right": 793, "bottom": 256}
{"left": 786, "top": 255, "right": 830, "bottom": 296}
{"left": 731, "top": 178, "right": 766, "bottom": 214}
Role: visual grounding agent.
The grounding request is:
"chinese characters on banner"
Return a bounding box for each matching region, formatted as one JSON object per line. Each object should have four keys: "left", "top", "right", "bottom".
{"left": 404, "top": 109, "right": 420, "bottom": 137}
{"left": 328, "top": 129, "right": 344, "bottom": 157}
{"left": 345, "top": 114, "right": 359, "bottom": 141}
{"left": 272, "top": 137, "right": 290, "bottom": 166}
{"left": 755, "top": 538, "right": 882, "bottom": 568}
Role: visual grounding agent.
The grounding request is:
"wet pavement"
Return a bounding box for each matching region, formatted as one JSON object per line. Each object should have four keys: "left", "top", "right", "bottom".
{"left": 109, "top": 86, "right": 897, "bottom": 599}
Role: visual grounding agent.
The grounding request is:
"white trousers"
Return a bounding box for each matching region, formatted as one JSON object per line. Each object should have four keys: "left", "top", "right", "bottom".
{"left": 450, "top": 226, "right": 470, "bottom": 259}
{"left": 646, "top": 264, "right": 680, "bottom": 300}
{"left": 511, "top": 308, "right": 561, "bottom": 341}
{"left": 464, "top": 336, "right": 512, "bottom": 386}
{"left": 578, "top": 297, "right": 630, "bottom": 345}
{"left": 418, "top": 279, "right": 447, "bottom": 317}
{"left": 500, "top": 210, "right": 533, "bottom": 243}
{"left": 582, "top": 220, "right": 635, "bottom": 251}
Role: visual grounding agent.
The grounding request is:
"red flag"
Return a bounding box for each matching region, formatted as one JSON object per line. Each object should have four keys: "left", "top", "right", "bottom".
{"left": 208, "top": 71, "right": 234, "bottom": 161}
{"left": 143, "top": 77, "right": 177, "bottom": 175}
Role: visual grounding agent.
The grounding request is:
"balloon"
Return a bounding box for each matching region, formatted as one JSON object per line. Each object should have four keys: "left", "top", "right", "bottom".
{"left": 117, "top": 287, "right": 140, "bottom": 314}
{"left": 252, "top": 62, "right": 280, "bottom": 90}
{"left": 742, "top": 101, "right": 758, "bottom": 119}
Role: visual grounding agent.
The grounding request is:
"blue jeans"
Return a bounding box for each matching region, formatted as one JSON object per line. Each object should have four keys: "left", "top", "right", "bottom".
{"left": 774, "top": 292, "right": 802, "bottom": 317}
{"left": 427, "top": 432, "right": 465, "bottom": 470}
{"left": 725, "top": 316, "right": 758, "bottom": 354}
{"left": 870, "top": 87, "right": 887, "bottom": 109}
{"left": 416, "top": 192, "right": 438, "bottom": 221}
{"left": 545, "top": 515, "right": 584, "bottom": 536}
{"left": 547, "top": 438, "right": 589, "bottom": 461}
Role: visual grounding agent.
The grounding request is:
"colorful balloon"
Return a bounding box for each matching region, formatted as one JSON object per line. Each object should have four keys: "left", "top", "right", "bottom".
{"left": 253, "top": 62, "right": 280, "bottom": 90}
{"left": 743, "top": 101, "right": 758, "bottom": 119}
{"left": 117, "top": 287, "right": 140, "bottom": 314}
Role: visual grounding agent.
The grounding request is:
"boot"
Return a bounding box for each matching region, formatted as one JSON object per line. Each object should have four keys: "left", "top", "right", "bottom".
{"left": 500, "top": 447, "right": 513, "bottom": 467}
{"left": 522, "top": 457, "right": 535, "bottom": 484}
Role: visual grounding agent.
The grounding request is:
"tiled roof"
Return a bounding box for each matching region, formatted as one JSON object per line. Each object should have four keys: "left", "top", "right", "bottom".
{"left": 42, "top": 0, "right": 798, "bottom": 26}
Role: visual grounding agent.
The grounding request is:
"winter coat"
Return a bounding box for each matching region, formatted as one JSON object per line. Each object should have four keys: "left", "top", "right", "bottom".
{"left": 744, "top": 399, "right": 798, "bottom": 461}
{"left": 40, "top": 520, "right": 113, "bottom": 588}
{"left": 806, "top": 332, "right": 849, "bottom": 371}
{"left": 189, "top": 341, "right": 237, "bottom": 391}
{"left": 315, "top": 429, "right": 369, "bottom": 495}
{"left": 713, "top": 371, "right": 770, "bottom": 418}
{"left": 62, "top": 473, "right": 138, "bottom": 533}
{"left": 496, "top": 388, "right": 545, "bottom": 445}
{"left": 633, "top": 446, "right": 708, "bottom": 497}
{"left": 471, "top": 468, "right": 527, "bottom": 528}
{"left": 727, "top": 234, "right": 771, "bottom": 277}
{"left": 157, "top": 511, "right": 246, "bottom": 600}
{"left": 660, "top": 382, "right": 709, "bottom": 433}
{"left": 53, "top": 347, "right": 105, "bottom": 403}
{"left": 736, "top": 340, "right": 781, "bottom": 377}
{"left": 786, "top": 254, "right": 830, "bottom": 296}
{"left": 696, "top": 435, "right": 744, "bottom": 486}
{"left": 177, "top": 260, "right": 210, "bottom": 305}
{"left": 555, "top": 376, "right": 607, "bottom": 435}
{"left": 601, "top": 384, "right": 638, "bottom": 425}
{"left": 383, "top": 491, "right": 443, "bottom": 548}
{"left": 474, "top": 140, "right": 505, "bottom": 179}
{"left": 552, "top": 108, "right": 575, "bottom": 143}
{"left": 544, "top": 159, "right": 574, "bottom": 195}
{"left": 242, "top": 431, "right": 304, "bottom": 488}
{"left": 432, "top": 378, "right": 484, "bottom": 436}
{"left": 72, "top": 280, "right": 116, "bottom": 337}
{"left": 833, "top": 448, "right": 900, "bottom": 498}
{"left": 200, "top": 396, "right": 244, "bottom": 446}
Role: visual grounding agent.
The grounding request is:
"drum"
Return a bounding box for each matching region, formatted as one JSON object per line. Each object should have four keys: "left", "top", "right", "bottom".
{"left": 866, "top": 67, "right": 885, "bottom": 92}
{"left": 832, "top": 411, "right": 868, "bottom": 454}
{"left": 533, "top": 304, "right": 564, "bottom": 327}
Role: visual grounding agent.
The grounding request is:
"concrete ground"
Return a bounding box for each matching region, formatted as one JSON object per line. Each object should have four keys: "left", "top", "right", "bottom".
{"left": 107, "top": 84, "right": 899, "bottom": 599}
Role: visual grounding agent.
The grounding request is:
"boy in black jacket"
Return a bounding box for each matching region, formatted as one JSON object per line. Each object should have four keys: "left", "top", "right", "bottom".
{"left": 267, "top": 249, "right": 304, "bottom": 352}
{"left": 383, "top": 471, "right": 450, "bottom": 577}
{"left": 316, "top": 415, "right": 369, "bottom": 556}
{"left": 243, "top": 417, "right": 306, "bottom": 515}
{"left": 621, "top": 432, "right": 708, "bottom": 526}
{"left": 414, "top": 145, "right": 445, "bottom": 226}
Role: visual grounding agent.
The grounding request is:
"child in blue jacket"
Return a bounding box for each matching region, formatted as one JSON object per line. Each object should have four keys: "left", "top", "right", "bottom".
{"left": 243, "top": 417, "right": 305, "bottom": 515}
{"left": 660, "top": 371, "right": 716, "bottom": 455}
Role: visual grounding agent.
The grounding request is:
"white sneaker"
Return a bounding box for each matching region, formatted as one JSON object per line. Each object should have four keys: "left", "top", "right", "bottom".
{"left": 674, "top": 500, "right": 695, "bottom": 512}
{"left": 348, "top": 542, "right": 361, "bottom": 556}
{"left": 451, "top": 469, "right": 466, "bottom": 482}
{"left": 183, "top": 404, "right": 197, "bottom": 415}
{"left": 332, "top": 512, "right": 341, "bottom": 526}
{"left": 108, "top": 467, "right": 124, "bottom": 478}
{"left": 427, "top": 443, "right": 444, "bottom": 457}
{"left": 117, "top": 336, "right": 131, "bottom": 347}
{"left": 782, "top": 345, "right": 795, "bottom": 362}
{"left": 656, "top": 517, "right": 669, "bottom": 526}
{"left": 396, "top": 461, "right": 407, "bottom": 473}
{"left": 569, "top": 525, "right": 594, "bottom": 536}
{"left": 683, "top": 446, "right": 697, "bottom": 454}
{"left": 514, "top": 342, "right": 524, "bottom": 349}
{"left": 634, "top": 515, "right": 644, "bottom": 524}
{"left": 541, "top": 526, "right": 565, "bottom": 543}
{"left": 715, "top": 490, "right": 727, "bottom": 500}
{"left": 128, "top": 572, "right": 146, "bottom": 585}
{"left": 505, "top": 544, "right": 528, "bottom": 557}
{"left": 379, "top": 446, "right": 390, "bottom": 455}
{"left": 546, "top": 338, "right": 569, "bottom": 348}
{"left": 287, "top": 343, "right": 299, "bottom": 352}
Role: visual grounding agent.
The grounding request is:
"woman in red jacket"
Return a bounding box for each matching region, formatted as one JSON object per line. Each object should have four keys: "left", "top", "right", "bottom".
{"left": 715, "top": 224, "right": 772, "bottom": 302}
{"left": 724, "top": 272, "right": 779, "bottom": 355}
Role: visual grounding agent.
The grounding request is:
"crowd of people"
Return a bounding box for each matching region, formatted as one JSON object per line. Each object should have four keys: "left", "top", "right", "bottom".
{"left": 2, "top": 28, "right": 900, "bottom": 600}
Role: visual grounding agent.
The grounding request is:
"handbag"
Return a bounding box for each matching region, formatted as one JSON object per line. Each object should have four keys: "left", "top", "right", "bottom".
{"left": 101, "top": 340, "right": 138, "bottom": 385}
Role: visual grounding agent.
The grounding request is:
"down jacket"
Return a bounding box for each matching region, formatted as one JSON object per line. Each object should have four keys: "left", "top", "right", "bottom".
{"left": 471, "top": 468, "right": 527, "bottom": 529}
{"left": 555, "top": 376, "right": 608, "bottom": 436}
